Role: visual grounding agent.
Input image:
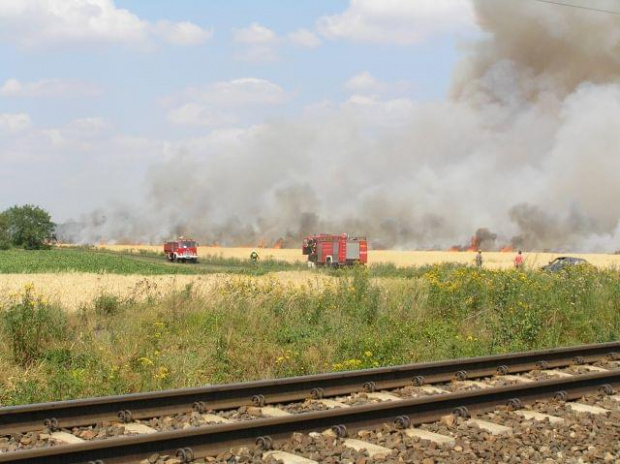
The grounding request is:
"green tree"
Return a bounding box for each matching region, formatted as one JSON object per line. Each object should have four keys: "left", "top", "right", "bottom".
{"left": 3, "top": 204, "right": 55, "bottom": 250}
{"left": 0, "top": 213, "right": 10, "bottom": 250}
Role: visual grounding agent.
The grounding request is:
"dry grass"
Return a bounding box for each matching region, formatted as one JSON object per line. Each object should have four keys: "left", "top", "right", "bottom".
{"left": 99, "top": 245, "right": 620, "bottom": 270}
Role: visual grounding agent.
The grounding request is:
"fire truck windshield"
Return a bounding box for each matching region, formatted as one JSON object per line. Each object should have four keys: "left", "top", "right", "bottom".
{"left": 180, "top": 241, "right": 196, "bottom": 248}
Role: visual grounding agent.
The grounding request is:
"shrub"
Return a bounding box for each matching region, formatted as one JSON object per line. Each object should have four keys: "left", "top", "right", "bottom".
{"left": 1, "top": 284, "right": 67, "bottom": 366}
{"left": 93, "top": 293, "right": 123, "bottom": 316}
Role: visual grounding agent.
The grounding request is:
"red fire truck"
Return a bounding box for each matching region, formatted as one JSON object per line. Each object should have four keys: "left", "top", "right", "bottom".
{"left": 302, "top": 234, "right": 368, "bottom": 267}
{"left": 164, "top": 238, "right": 199, "bottom": 263}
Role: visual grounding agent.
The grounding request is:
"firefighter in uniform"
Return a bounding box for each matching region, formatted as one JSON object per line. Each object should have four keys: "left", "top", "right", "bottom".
{"left": 250, "top": 250, "right": 259, "bottom": 263}
{"left": 308, "top": 238, "right": 317, "bottom": 267}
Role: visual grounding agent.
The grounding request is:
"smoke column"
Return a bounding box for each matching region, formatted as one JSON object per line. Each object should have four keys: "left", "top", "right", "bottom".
{"left": 68, "top": 1, "right": 620, "bottom": 251}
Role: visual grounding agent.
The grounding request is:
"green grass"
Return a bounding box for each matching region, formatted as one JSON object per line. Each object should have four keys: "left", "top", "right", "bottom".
{"left": 1, "top": 264, "right": 619, "bottom": 405}
{"left": 0, "top": 249, "right": 202, "bottom": 275}
{"left": 0, "top": 248, "right": 304, "bottom": 275}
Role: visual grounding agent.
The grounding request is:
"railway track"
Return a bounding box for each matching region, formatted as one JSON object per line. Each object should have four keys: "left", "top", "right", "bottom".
{"left": 2, "top": 342, "right": 618, "bottom": 436}
{"left": 1, "top": 342, "right": 619, "bottom": 463}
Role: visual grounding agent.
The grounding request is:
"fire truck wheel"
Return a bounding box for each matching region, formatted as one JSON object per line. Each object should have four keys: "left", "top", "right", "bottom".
{"left": 171, "top": 254, "right": 177, "bottom": 262}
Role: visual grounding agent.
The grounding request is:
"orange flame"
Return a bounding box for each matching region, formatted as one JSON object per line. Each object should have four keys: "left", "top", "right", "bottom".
{"left": 466, "top": 235, "right": 480, "bottom": 252}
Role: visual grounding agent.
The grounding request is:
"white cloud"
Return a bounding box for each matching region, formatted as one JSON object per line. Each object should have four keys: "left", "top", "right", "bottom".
{"left": 168, "top": 103, "right": 237, "bottom": 128}
{"left": 236, "top": 45, "right": 280, "bottom": 63}
{"left": 345, "top": 71, "right": 383, "bottom": 92}
{"left": 344, "top": 71, "right": 411, "bottom": 97}
{"left": 167, "top": 78, "right": 287, "bottom": 128}
{"left": 64, "top": 117, "right": 109, "bottom": 138}
{"left": 288, "top": 28, "right": 321, "bottom": 48}
{"left": 203, "top": 78, "right": 286, "bottom": 106}
{"left": 232, "top": 22, "right": 279, "bottom": 62}
{"left": 232, "top": 23, "right": 322, "bottom": 61}
{"left": 232, "top": 22, "right": 277, "bottom": 44}
{"left": 30, "top": 117, "right": 110, "bottom": 149}
{"left": 0, "top": 0, "right": 212, "bottom": 48}
{"left": 0, "top": 78, "right": 103, "bottom": 98}
{"left": 317, "top": 0, "right": 475, "bottom": 45}
{"left": 153, "top": 21, "right": 213, "bottom": 46}
{"left": 344, "top": 95, "right": 415, "bottom": 122}
{"left": 0, "top": 113, "right": 31, "bottom": 132}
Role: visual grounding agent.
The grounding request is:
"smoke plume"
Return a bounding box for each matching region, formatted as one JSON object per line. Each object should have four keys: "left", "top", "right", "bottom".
{"left": 66, "top": 1, "right": 620, "bottom": 251}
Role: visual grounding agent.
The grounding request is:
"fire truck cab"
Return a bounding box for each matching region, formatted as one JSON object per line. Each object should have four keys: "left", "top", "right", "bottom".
{"left": 302, "top": 234, "right": 368, "bottom": 268}
{"left": 164, "top": 238, "right": 199, "bottom": 263}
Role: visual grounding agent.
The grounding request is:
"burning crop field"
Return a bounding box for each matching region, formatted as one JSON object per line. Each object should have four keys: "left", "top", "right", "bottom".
{"left": 99, "top": 244, "right": 620, "bottom": 270}
{"left": 0, "top": 245, "right": 618, "bottom": 313}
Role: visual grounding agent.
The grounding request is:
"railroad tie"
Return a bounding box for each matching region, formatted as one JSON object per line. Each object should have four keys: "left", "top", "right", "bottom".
{"left": 567, "top": 403, "right": 610, "bottom": 415}
{"left": 454, "top": 380, "right": 493, "bottom": 389}
{"left": 51, "top": 431, "right": 85, "bottom": 445}
{"left": 259, "top": 406, "right": 292, "bottom": 418}
{"left": 497, "top": 375, "right": 535, "bottom": 383}
{"left": 579, "top": 365, "right": 609, "bottom": 372}
{"left": 201, "top": 414, "right": 233, "bottom": 423}
{"left": 366, "top": 392, "right": 403, "bottom": 401}
{"left": 467, "top": 419, "right": 512, "bottom": 435}
{"left": 263, "top": 450, "right": 318, "bottom": 464}
{"left": 405, "top": 428, "right": 456, "bottom": 446}
{"left": 122, "top": 423, "right": 157, "bottom": 435}
{"left": 343, "top": 438, "right": 393, "bottom": 458}
{"left": 418, "top": 385, "right": 450, "bottom": 394}
{"left": 316, "top": 399, "right": 350, "bottom": 409}
{"left": 514, "top": 410, "right": 565, "bottom": 424}
{"left": 539, "top": 370, "right": 574, "bottom": 378}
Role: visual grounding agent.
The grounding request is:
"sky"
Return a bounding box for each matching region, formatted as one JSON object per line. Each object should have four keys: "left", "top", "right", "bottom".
{"left": 3, "top": 0, "right": 620, "bottom": 252}
{"left": 0, "top": 0, "right": 475, "bottom": 223}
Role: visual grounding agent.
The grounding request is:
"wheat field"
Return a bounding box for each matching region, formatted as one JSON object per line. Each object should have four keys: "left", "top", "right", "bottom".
{"left": 3, "top": 246, "right": 618, "bottom": 312}
{"left": 0, "top": 271, "right": 333, "bottom": 312}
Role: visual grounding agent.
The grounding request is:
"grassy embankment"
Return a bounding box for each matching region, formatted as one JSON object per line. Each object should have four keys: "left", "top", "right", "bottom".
{"left": 1, "top": 247, "right": 619, "bottom": 406}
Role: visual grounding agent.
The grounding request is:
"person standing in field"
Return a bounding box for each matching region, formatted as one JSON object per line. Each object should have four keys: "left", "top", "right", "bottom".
{"left": 475, "top": 250, "right": 483, "bottom": 268}
{"left": 514, "top": 250, "right": 524, "bottom": 269}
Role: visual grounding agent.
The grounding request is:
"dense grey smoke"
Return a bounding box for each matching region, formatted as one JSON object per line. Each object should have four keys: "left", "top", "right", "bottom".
{"left": 68, "top": 1, "right": 620, "bottom": 251}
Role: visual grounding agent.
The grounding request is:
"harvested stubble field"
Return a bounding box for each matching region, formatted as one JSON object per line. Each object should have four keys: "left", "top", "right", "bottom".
{"left": 0, "top": 246, "right": 619, "bottom": 406}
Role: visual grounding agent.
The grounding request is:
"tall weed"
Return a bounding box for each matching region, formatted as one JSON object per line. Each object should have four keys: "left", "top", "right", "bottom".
{"left": 1, "top": 284, "right": 67, "bottom": 366}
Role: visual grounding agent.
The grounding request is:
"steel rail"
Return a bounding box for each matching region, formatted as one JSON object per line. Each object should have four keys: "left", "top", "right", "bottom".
{"left": 2, "top": 370, "right": 619, "bottom": 464}
{"left": 1, "top": 341, "right": 618, "bottom": 435}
